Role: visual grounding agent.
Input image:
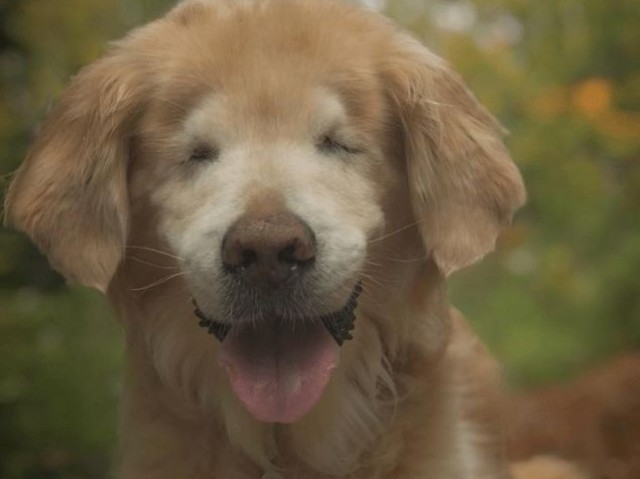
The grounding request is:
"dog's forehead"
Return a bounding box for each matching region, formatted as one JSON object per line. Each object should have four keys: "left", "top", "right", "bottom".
{"left": 184, "top": 86, "right": 349, "bottom": 141}
{"left": 164, "top": 0, "right": 382, "bottom": 75}
{"left": 148, "top": 0, "right": 389, "bottom": 133}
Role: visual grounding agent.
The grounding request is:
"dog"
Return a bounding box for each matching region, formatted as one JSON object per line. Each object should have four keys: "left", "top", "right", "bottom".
{"left": 5, "top": 0, "right": 528, "bottom": 477}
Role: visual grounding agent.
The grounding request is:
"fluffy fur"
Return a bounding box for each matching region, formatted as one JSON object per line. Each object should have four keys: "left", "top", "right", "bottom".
{"left": 5, "top": 1, "right": 528, "bottom": 477}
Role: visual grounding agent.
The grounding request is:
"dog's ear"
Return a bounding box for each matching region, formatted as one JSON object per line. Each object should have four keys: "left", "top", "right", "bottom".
{"left": 4, "top": 46, "right": 149, "bottom": 292}
{"left": 383, "top": 34, "right": 526, "bottom": 275}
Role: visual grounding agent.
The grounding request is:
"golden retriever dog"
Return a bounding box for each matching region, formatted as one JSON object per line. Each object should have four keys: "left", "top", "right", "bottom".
{"left": 5, "top": 0, "right": 530, "bottom": 477}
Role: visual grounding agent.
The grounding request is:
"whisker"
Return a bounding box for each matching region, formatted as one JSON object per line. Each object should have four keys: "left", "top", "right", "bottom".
{"left": 358, "top": 272, "right": 386, "bottom": 290}
{"left": 130, "top": 272, "right": 187, "bottom": 292}
{"left": 368, "top": 220, "right": 421, "bottom": 244}
{"left": 126, "top": 245, "right": 184, "bottom": 261}
{"left": 127, "top": 255, "right": 181, "bottom": 270}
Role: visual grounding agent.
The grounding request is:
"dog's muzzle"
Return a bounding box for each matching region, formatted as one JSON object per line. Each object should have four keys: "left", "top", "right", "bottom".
{"left": 193, "top": 281, "right": 363, "bottom": 345}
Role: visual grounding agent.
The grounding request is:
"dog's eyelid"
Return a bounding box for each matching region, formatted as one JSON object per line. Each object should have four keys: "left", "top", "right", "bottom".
{"left": 316, "top": 134, "right": 363, "bottom": 156}
{"left": 189, "top": 143, "right": 219, "bottom": 162}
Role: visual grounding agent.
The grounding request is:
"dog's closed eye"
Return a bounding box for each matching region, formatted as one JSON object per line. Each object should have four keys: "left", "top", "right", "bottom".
{"left": 189, "top": 143, "right": 219, "bottom": 163}
{"left": 316, "top": 135, "right": 362, "bottom": 156}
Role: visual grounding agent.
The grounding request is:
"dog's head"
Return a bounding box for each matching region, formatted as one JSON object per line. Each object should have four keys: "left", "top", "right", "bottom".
{"left": 5, "top": 0, "right": 524, "bottom": 430}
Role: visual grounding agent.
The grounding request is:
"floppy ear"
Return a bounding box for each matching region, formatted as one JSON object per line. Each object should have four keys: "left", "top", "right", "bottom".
{"left": 4, "top": 47, "right": 148, "bottom": 293}
{"left": 384, "top": 34, "right": 526, "bottom": 275}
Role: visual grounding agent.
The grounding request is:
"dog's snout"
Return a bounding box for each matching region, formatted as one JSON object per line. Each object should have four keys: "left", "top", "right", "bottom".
{"left": 222, "top": 212, "right": 315, "bottom": 289}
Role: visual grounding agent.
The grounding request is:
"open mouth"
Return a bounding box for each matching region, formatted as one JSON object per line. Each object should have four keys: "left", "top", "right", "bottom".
{"left": 193, "top": 283, "right": 362, "bottom": 423}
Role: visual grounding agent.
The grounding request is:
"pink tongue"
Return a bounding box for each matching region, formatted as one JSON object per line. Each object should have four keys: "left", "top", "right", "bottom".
{"left": 218, "top": 320, "right": 339, "bottom": 423}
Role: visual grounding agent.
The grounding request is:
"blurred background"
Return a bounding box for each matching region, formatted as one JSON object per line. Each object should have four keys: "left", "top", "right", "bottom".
{"left": 0, "top": 0, "right": 638, "bottom": 477}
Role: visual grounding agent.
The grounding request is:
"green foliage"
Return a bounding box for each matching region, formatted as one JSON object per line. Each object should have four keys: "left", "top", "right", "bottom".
{"left": 0, "top": 290, "right": 121, "bottom": 479}
{"left": 1, "top": 0, "right": 638, "bottom": 477}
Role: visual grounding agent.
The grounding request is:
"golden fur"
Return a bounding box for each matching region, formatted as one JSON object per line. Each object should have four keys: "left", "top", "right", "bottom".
{"left": 510, "top": 456, "right": 588, "bottom": 479}
{"left": 5, "top": 1, "right": 531, "bottom": 477}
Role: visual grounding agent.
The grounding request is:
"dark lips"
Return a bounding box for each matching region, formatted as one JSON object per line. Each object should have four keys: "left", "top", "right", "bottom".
{"left": 193, "top": 281, "right": 363, "bottom": 346}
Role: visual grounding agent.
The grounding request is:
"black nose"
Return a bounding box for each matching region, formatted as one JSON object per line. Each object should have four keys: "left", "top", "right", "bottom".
{"left": 221, "top": 212, "right": 316, "bottom": 290}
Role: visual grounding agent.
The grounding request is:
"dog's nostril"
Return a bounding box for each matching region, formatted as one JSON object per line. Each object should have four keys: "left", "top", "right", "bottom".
{"left": 278, "top": 240, "right": 315, "bottom": 266}
{"left": 279, "top": 243, "right": 296, "bottom": 264}
{"left": 239, "top": 249, "right": 258, "bottom": 269}
{"left": 221, "top": 239, "right": 258, "bottom": 271}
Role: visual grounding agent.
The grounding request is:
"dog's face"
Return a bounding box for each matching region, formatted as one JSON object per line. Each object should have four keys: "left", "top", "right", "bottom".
{"left": 5, "top": 0, "right": 525, "bottom": 429}
{"left": 135, "top": 59, "right": 394, "bottom": 421}
{"left": 147, "top": 87, "right": 388, "bottom": 320}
